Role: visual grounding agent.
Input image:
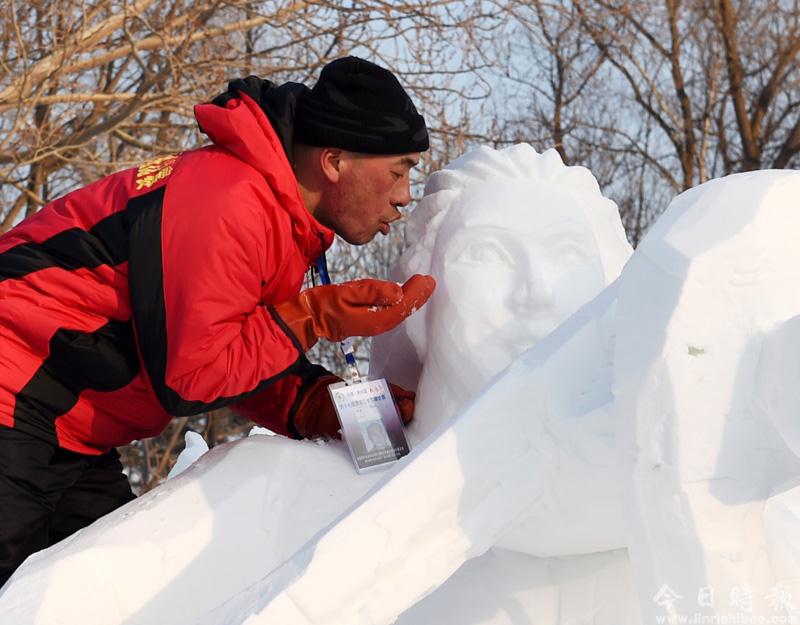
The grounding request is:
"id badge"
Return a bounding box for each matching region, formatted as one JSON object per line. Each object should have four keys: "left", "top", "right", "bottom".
{"left": 328, "top": 378, "right": 411, "bottom": 474}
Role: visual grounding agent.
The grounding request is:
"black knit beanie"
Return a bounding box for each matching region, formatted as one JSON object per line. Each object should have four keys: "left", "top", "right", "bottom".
{"left": 293, "top": 57, "right": 429, "bottom": 154}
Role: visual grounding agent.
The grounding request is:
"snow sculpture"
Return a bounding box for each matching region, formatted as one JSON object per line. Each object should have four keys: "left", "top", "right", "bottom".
{"left": 375, "top": 145, "right": 638, "bottom": 625}
{"left": 207, "top": 267, "right": 637, "bottom": 625}
{"left": 205, "top": 145, "right": 638, "bottom": 623}
{"left": 202, "top": 170, "right": 800, "bottom": 625}
{"left": 0, "top": 144, "right": 631, "bottom": 625}
{"left": 371, "top": 144, "right": 631, "bottom": 443}
{"left": 613, "top": 170, "right": 800, "bottom": 622}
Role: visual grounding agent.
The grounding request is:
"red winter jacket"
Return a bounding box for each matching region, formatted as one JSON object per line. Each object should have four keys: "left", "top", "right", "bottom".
{"left": 0, "top": 93, "right": 334, "bottom": 455}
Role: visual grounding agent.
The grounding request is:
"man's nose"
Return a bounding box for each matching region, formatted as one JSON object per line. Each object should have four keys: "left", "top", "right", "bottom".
{"left": 392, "top": 181, "right": 412, "bottom": 208}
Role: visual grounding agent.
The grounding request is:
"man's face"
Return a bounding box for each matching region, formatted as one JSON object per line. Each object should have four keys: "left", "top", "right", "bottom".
{"left": 317, "top": 152, "right": 419, "bottom": 245}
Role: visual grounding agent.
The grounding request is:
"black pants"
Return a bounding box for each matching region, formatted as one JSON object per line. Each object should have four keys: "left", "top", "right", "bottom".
{"left": 0, "top": 426, "right": 135, "bottom": 588}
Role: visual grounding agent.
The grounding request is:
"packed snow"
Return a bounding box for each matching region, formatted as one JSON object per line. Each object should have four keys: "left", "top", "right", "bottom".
{"left": 614, "top": 169, "right": 800, "bottom": 622}
{"left": 2, "top": 145, "right": 800, "bottom": 625}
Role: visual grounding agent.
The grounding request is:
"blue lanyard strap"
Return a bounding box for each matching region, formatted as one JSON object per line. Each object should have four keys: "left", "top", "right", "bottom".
{"left": 314, "top": 254, "right": 361, "bottom": 382}
{"left": 315, "top": 254, "right": 331, "bottom": 286}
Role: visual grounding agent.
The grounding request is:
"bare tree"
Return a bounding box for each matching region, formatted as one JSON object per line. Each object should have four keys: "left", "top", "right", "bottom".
{"left": 0, "top": 0, "right": 502, "bottom": 231}
{"left": 498, "top": 0, "right": 800, "bottom": 242}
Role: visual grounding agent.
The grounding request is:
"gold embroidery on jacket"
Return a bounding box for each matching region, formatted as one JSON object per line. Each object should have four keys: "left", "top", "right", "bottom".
{"left": 135, "top": 154, "right": 178, "bottom": 191}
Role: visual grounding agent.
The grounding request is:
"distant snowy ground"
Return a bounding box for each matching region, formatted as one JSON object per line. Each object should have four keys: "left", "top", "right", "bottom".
{"left": 3, "top": 154, "right": 800, "bottom": 625}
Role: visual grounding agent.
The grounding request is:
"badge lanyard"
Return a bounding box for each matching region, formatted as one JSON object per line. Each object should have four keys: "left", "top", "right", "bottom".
{"left": 315, "top": 254, "right": 362, "bottom": 384}
{"left": 313, "top": 253, "right": 411, "bottom": 472}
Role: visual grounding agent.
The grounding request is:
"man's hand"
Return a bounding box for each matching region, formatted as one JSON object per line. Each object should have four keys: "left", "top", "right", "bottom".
{"left": 272, "top": 274, "right": 435, "bottom": 352}
{"left": 389, "top": 383, "right": 415, "bottom": 425}
{"left": 293, "top": 376, "right": 417, "bottom": 440}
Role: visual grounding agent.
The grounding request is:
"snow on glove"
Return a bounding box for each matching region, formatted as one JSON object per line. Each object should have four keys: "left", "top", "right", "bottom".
{"left": 272, "top": 274, "right": 435, "bottom": 353}
{"left": 293, "top": 376, "right": 417, "bottom": 439}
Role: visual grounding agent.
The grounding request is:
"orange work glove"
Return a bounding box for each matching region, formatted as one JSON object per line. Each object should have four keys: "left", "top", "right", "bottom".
{"left": 272, "top": 274, "right": 435, "bottom": 352}
{"left": 292, "top": 376, "right": 417, "bottom": 439}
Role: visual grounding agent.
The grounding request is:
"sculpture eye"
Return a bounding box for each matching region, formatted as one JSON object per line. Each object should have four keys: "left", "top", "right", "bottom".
{"left": 552, "top": 243, "right": 588, "bottom": 269}
{"left": 458, "top": 241, "right": 512, "bottom": 266}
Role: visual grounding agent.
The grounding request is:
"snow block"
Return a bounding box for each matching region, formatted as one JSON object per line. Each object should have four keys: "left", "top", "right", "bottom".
{"left": 613, "top": 170, "right": 800, "bottom": 621}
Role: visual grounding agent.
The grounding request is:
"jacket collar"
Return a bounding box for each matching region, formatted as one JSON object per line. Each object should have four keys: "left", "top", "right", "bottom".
{"left": 194, "top": 92, "right": 334, "bottom": 263}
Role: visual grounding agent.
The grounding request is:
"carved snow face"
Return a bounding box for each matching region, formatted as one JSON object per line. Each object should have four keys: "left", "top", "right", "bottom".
{"left": 370, "top": 145, "right": 632, "bottom": 437}
{"left": 426, "top": 180, "right": 607, "bottom": 391}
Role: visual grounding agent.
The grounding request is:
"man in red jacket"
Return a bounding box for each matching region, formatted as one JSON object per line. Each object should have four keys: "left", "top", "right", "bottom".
{"left": 0, "top": 57, "right": 435, "bottom": 586}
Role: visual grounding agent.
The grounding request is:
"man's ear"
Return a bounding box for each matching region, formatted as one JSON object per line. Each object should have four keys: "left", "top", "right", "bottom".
{"left": 319, "top": 148, "right": 345, "bottom": 184}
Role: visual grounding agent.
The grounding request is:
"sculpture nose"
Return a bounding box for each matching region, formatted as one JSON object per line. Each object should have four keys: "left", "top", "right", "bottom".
{"left": 512, "top": 265, "right": 554, "bottom": 313}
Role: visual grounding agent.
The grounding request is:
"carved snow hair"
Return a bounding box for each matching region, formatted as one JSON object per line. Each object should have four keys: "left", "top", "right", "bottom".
{"left": 398, "top": 144, "right": 630, "bottom": 282}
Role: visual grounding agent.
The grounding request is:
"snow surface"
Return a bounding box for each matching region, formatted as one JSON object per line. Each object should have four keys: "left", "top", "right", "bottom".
{"left": 614, "top": 169, "right": 800, "bottom": 621}
{"left": 2, "top": 147, "right": 800, "bottom": 625}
